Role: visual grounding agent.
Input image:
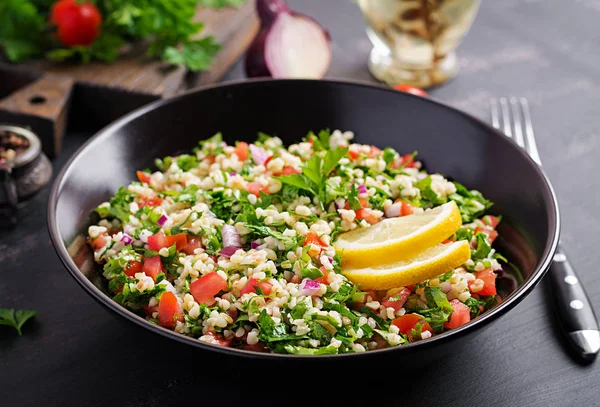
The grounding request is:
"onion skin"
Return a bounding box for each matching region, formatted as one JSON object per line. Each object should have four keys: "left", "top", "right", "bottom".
{"left": 245, "top": 29, "right": 271, "bottom": 78}
{"left": 245, "top": 0, "right": 332, "bottom": 79}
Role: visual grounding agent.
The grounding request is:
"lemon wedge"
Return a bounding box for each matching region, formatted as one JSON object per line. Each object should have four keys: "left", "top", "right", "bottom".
{"left": 334, "top": 201, "right": 462, "bottom": 269}
{"left": 341, "top": 240, "right": 471, "bottom": 290}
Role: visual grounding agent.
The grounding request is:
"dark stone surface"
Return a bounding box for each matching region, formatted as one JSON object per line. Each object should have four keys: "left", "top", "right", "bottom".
{"left": 1, "top": 0, "right": 599, "bottom": 405}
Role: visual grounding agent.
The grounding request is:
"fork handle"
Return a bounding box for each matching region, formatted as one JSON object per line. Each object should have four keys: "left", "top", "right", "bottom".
{"left": 548, "top": 249, "right": 600, "bottom": 361}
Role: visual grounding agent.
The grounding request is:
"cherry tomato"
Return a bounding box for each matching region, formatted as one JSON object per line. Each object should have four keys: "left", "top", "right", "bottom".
{"left": 190, "top": 272, "right": 227, "bottom": 305}
{"left": 444, "top": 299, "right": 471, "bottom": 329}
{"left": 157, "top": 292, "right": 184, "bottom": 328}
{"left": 51, "top": 0, "right": 102, "bottom": 47}
{"left": 393, "top": 84, "right": 428, "bottom": 97}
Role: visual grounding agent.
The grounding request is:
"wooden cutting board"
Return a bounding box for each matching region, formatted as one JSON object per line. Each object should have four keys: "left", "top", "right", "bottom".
{"left": 0, "top": 2, "right": 259, "bottom": 157}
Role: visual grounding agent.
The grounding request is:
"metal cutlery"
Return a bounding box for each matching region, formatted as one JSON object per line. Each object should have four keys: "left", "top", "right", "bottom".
{"left": 490, "top": 97, "right": 599, "bottom": 362}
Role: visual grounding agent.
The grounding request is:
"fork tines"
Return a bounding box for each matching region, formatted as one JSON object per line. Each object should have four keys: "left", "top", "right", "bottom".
{"left": 490, "top": 97, "right": 542, "bottom": 165}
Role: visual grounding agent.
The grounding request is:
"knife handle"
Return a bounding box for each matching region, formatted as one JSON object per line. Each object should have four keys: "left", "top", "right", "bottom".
{"left": 548, "top": 250, "right": 600, "bottom": 361}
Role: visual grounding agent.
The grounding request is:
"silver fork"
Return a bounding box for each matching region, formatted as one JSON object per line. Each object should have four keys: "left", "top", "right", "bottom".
{"left": 490, "top": 97, "right": 599, "bottom": 362}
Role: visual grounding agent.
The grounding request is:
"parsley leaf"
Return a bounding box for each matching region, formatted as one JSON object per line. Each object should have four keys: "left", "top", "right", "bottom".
{"left": 0, "top": 308, "right": 37, "bottom": 335}
{"left": 176, "top": 155, "right": 199, "bottom": 171}
{"left": 281, "top": 344, "right": 338, "bottom": 355}
{"left": 161, "top": 37, "right": 221, "bottom": 72}
{"left": 414, "top": 176, "right": 447, "bottom": 206}
{"left": 472, "top": 232, "right": 492, "bottom": 262}
{"left": 347, "top": 184, "right": 363, "bottom": 211}
{"left": 257, "top": 310, "right": 298, "bottom": 342}
{"left": 279, "top": 146, "right": 348, "bottom": 208}
{"left": 449, "top": 182, "right": 493, "bottom": 223}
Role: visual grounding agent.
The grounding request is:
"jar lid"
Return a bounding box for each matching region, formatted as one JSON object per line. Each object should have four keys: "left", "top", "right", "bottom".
{"left": 0, "top": 125, "right": 42, "bottom": 169}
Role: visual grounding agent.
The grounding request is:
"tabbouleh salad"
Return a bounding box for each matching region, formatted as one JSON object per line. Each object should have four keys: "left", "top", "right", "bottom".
{"left": 88, "top": 129, "right": 508, "bottom": 354}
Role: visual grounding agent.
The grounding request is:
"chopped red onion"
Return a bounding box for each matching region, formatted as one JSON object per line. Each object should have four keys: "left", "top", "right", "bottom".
{"left": 219, "top": 246, "right": 243, "bottom": 258}
{"left": 357, "top": 184, "right": 367, "bottom": 194}
{"left": 384, "top": 202, "right": 402, "bottom": 218}
{"left": 230, "top": 172, "right": 237, "bottom": 176}
{"left": 206, "top": 210, "right": 217, "bottom": 218}
{"left": 249, "top": 144, "right": 268, "bottom": 165}
{"left": 120, "top": 234, "right": 133, "bottom": 245}
{"left": 157, "top": 214, "right": 168, "bottom": 226}
{"left": 222, "top": 224, "right": 242, "bottom": 248}
{"left": 251, "top": 241, "right": 261, "bottom": 250}
{"left": 298, "top": 279, "right": 321, "bottom": 297}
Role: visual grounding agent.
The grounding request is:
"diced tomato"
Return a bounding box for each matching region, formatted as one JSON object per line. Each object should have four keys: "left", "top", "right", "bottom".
{"left": 315, "top": 266, "right": 329, "bottom": 285}
{"left": 138, "top": 196, "right": 163, "bottom": 207}
{"left": 442, "top": 238, "right": 454, "bottom": 244}
{"left": 369, "top": 146, "right": 382, "bottom": 157}
{"left": 496, "top": 296, "right": 503, "bottom": 304}
{"left": 263, "top": 155, "right": 274, "bottom": 166}
{"left": 381, "top": 287, "right": 411, "bottom": 312}
{"left": 157, "top": 292, "right": 184, "bottom": 328}
{"left": 240, "top": 277, "right": 273, "bottom": 296}
{"left": 444, "top": 299, "right": 471, "bottom": 329}
{"left": 136, "top": 171, "right": 151, "bottom": 184}
{"left": 469, "top": 269, "right": 497, "bottom": 296}
{"left": 303, "top": 232, "right": 328, "bottom": 249}
{"left": 475, "top": 226, "right": 498, "bottom": 244}
{"left": 247, "top": 181, "right": 269, "bottom": 197}
{"left": 205, "top": 331, "right": 232, "bottom": 347}
{"left": 235, "top": 142, "right": 249, "bottom": 162}
{"left": 124, "top": 260, "right": 143, "bottom": 277}
{"left": 281, "top": 166, "right": 300, "bottom": 175}
{"left": 348, "top": 146, "right": 360, "bottom": 160}
{"left": 147, "top": 231, "right": 167, "bottom": 251}
{"left": 165, "top": 233, "right": 187, "bottom": 251}
{"left": 142, "top": 305, "right": 157, "bottom": 318}
{"left": 343, "top": 198, "right": 368, "bottom": 210}
{"left": 392, "top": 314, "right": 433, "bottom": 340}
{"left": 482, "top": 215, "right": 500, "bottom": 229}
{"left": 401, "top": 153, "right": 416, "bottom": 168}
{"left": 368, "top": 290, "right": 384, "bottom": 302}
{"left": 143, "top": 256, "right": 164, "bottom": 281}
{"left": 90, "top": 235, "right": 107, "bottom": 251}
{"left": 395, "top": 199, "right": 415, "bottom": 216}
{"left": 355, "top": 208, "right": 379, "bottom": 224}
{"left": 205, "top": 155, "right": 216, "bottom": 165}
{"left": 242, "top": 342, "right": 267, "bottom": 352}
{"left": 181, "top": 236, "right": 203, "bottom": 255}
{"left": 190, "top": 272, "right": 228, "bottom": 305}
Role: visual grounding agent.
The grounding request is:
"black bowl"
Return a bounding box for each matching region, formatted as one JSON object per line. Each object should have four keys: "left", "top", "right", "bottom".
{"left": 47, "top": 79, "right": 559, "bottom": 360}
